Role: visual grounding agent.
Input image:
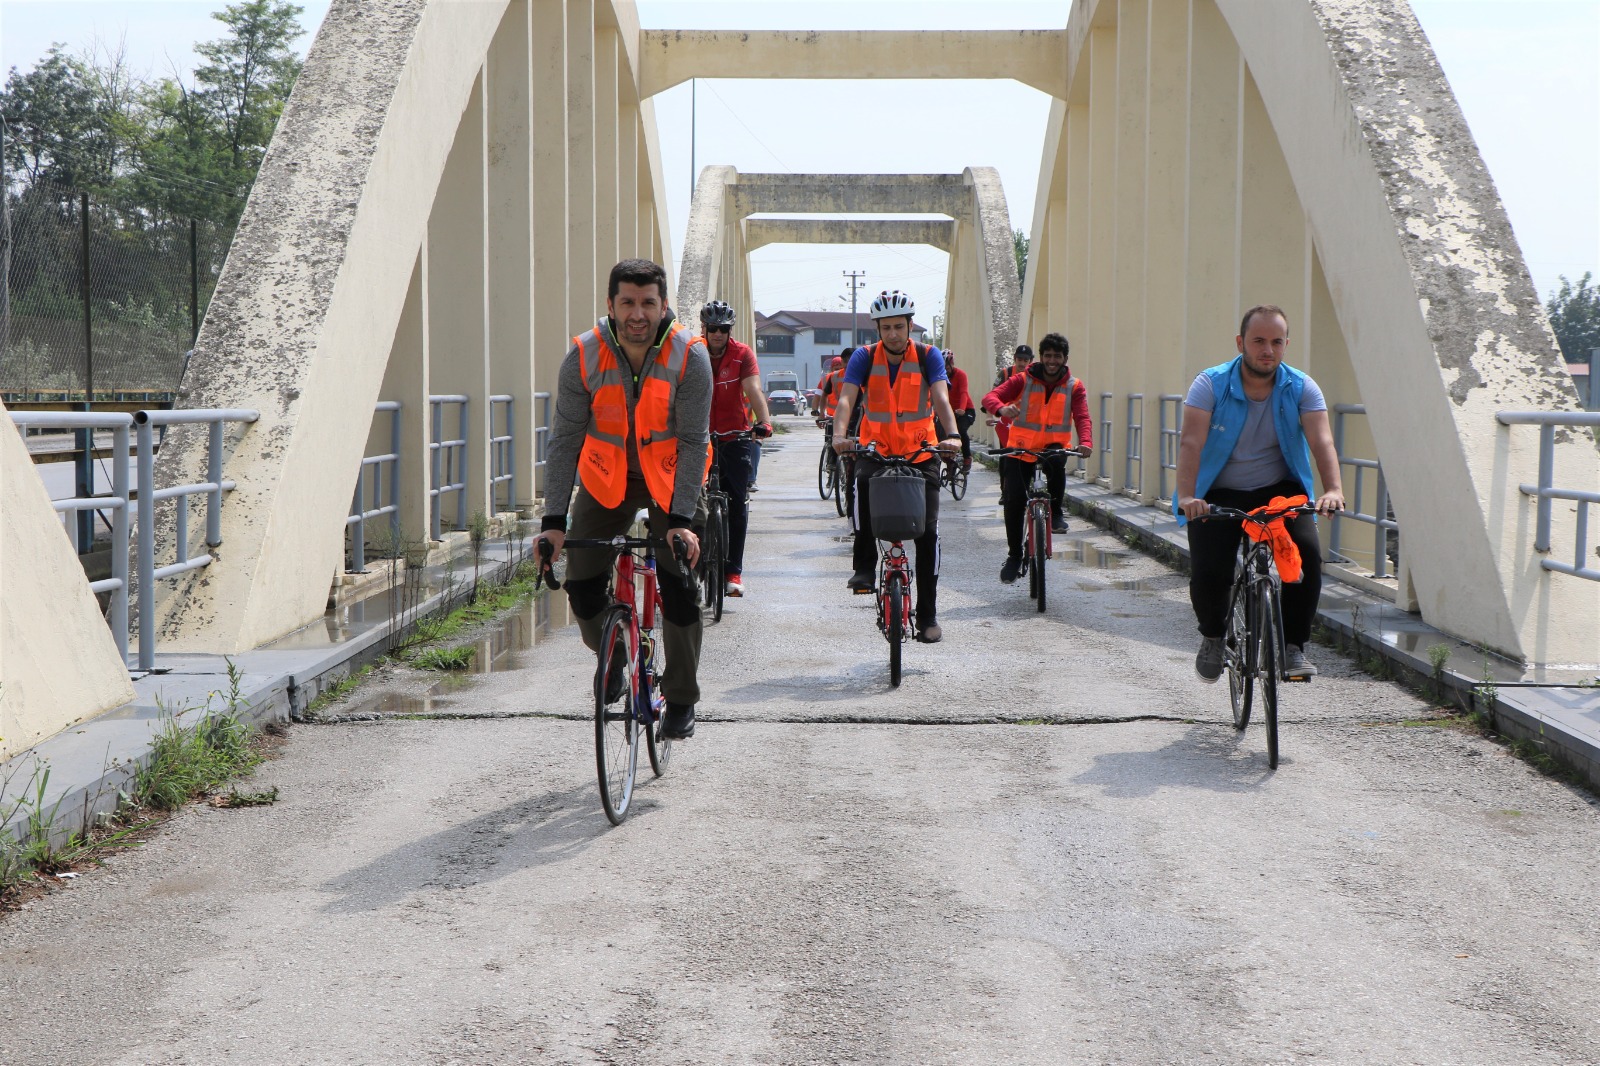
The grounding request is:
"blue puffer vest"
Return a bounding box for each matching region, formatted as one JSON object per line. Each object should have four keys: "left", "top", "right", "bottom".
{"left": 1172, "top": 355, "right": 1315, "bottom": 526}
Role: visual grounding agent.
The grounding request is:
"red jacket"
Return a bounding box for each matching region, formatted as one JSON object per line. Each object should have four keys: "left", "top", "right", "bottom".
{"left": 982, "top": 366, "right": 1093, "bottom": 450}
{"left": 946, "top": 366, "right": 973, "bottom": 411}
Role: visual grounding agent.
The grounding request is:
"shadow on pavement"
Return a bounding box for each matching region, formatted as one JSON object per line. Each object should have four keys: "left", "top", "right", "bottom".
{"left": 1072, "top": 725, "right": 1281, "bottom": 797}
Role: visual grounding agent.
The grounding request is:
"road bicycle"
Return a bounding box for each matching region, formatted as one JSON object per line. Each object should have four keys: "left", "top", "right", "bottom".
{"left": 700, "top": 429, "right": 752, "bottom": 623}
{"left": 1193, "top": 501, "right": 1319, "bottom": 769}
{"left": 816, "top": 417, "right": 839, "bottom": 501}
{"left": 818, "top": 416, "right": 855, "bottom": 518}
{"left": 988, "top": 444, "right": 1090, "bottom": 612}
{"left": 849, "top": 442, "right": 945, "bottom": 687}
{"left": 537, "top": 532, "right": 694, "bottom": 824}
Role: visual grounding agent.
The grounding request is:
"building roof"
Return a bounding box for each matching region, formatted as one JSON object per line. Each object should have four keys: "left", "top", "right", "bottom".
{"left": 755, "top": 309, "right": 927, "bottom": 335}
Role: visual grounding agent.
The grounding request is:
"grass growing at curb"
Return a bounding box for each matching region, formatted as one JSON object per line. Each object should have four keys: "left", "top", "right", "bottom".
{"left": 306, "top": 663, "right": 376, "bottom": 716}
{"left": 0, "top": 660, "right": 276, "bottom": 906}
{"left": 413, "top": 645, "right": 476, "bottom": 671}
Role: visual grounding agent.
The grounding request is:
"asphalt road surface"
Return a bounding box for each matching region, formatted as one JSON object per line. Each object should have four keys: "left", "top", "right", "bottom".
{"left": 4, "top": 418, "right": 1599, "bottom": 1065}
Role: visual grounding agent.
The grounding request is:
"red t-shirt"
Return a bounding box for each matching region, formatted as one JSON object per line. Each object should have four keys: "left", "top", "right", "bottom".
{"left": 946, "top": 366, "right": 973, "bottom": 411}
{"left": 708, "top": 338, "right": 760, "bottom": 434}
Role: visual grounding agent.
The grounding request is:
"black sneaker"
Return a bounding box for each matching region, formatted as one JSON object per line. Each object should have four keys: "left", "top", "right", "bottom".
{"left": 847, "top": 571, "right": 874, "bottom": 593}
{"left": 916, "top": 620, "right": 943, "bottom": 643}
{"left": 1051, "top": 517, "right": 1070, "bottom": 535}
{"left": 1000, "top": 556, "right": 1021, "bottom": 584}
{"left": 663, "top": 702, "right": 696, "bottom": 739}
{"left": 1195, "top": 636, "right": 1225, "bottom": 684}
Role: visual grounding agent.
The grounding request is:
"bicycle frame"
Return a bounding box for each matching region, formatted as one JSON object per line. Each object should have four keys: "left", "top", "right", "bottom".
{"left": 877, "top": 541, "right": 914, "bottom": 640}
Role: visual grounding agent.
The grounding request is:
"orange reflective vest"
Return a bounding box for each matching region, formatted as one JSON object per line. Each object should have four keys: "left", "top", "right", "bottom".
{"left": 575, "top": 320, "right": 708, "bottom": 512}
{"left": 1008, "top": 374, "right": 1078, "bottom": 460}
{"left": 858, "top": 341, "right": 935, "bottom": 457}
{"left": 822, "top": 370, "right": 841, "bottom": 417}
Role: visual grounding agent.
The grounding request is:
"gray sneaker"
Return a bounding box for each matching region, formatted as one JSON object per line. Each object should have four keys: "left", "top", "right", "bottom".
{"left": 1195, "top": 636, "right": 1225, "bottom": 684}
{"left": 1284, "top": 644, "right": 1318, "bottom": 679}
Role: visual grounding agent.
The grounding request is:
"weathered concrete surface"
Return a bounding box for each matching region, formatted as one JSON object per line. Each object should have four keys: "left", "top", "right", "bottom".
{"left": 4, "top": 422, "right": 1600, "bottom": 1064}
{"left": 639, "top": 29, "right": 1069, "bottom": 99}
{"left": 0, "top": 406, "right": 134, "bottom": 759}
{"left": 745, "top": 219, "right": 956, "bottom": 254}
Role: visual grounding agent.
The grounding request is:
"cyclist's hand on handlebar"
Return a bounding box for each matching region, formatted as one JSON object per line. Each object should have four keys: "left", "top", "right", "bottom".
{"left": 1073, "top": 444, "right": 1093, "bottom": 458}
{"left": 833, "top": 435, "right": 857, "bottom": 456}
{"left": 753, "top": 421, "right": 773, "bottom": 439}
{"left": 936, "top": 436, "right": 961, "bottom": 455}
{"left": 668, "top": 527, "right": 700, "bottom": 569}
{"left": 1314, "top": 490, "right": 1345, "bottom": 516}
{"left": 534, "top": 530, "right": 565, "bottom": 588}
{"left": 1179, "top": 495, "right": 1210, "bottom": 521}
{"left": 997, "top": 403, "right": 1021, "bottom": 420}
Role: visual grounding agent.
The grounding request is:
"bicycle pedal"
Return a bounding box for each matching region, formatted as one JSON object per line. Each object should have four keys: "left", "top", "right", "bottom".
{"left": 852, "top": 587, "right": 875, "bottom": 595}
{"left": 1283, "top": 674, "right": 1313, "bottom": 683}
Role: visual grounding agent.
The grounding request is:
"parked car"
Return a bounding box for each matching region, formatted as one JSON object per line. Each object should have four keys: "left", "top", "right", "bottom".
{"left": 769, "top": 389, "right": 801, "bottom": 415}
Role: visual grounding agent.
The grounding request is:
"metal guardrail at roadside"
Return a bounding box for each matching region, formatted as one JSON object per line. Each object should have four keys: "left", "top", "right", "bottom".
{"left": 1097, "top": 391, "right": 1113, "bottom": 482}
{"left": 347, "top": 401, "right": 401, "bottom": 574}
{"left": 1330, "top": 404, "right": 1398, "bottom": 579}
{"left": 9, "top": 412, "right": 133, "bottom": 662}
{"left": 428, "top": 394, "right": 469, "bottom": 540}
{"left": 1124, "top": 393, "right": 1144, "bottom": 496}
{"left": 133, "top": 408, "right": 259, "bottom": 671}
{"left": 1496, "top": 410, "right": 1600, "bottom": 582}
{"left": 1157, "top": 394, "right": 1182, "bottom": 502}
{"left": 490, "top": 394, "right": 516, "bottom": 513}
{"left": 533, "top": 391, "right": 552, "bottom": 482}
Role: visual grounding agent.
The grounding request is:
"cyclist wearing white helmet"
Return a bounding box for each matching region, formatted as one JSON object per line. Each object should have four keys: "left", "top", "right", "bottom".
{"left": 831, "top": 289, "right": 962, "bottom": 643}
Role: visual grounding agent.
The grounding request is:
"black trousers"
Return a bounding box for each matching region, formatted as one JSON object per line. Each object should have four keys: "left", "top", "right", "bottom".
{"left": 955, "top": 408, "right": 976, "bottom": 462}
{"left": 715, "top": 438, "right": 755, "bottom": 575}
{"left": 1000, "top": 453, "right": 1067, "bottom": 557}
{"left": 1186, "top": 479, "right": 1322, "bottom": 647}
{"left": 852, "top": 458, "right": 942, "bottom": 624}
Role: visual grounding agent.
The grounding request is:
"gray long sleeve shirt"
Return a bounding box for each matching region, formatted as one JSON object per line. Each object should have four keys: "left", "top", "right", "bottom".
{"left": 541, "top": 312, "right": 712, "bottom": 526}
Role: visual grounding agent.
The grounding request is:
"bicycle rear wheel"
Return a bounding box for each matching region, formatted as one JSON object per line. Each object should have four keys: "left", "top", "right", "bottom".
{"left": 950, "top": 460, "right": 968, "bottom": 501}
{"left": 886, "top": 571, "right": 904, "bottom": 687}
{"left": 595, "top": 607, "right": 638, "bottom": 824}
{"left": 1259, "top": 585, "right": 1281, "bottom": 768}
{"left": 1226, "top": 581, "right": 1253, "bottom": 730}
{"left": 818, "top": 445, "right": 834, "bottom": 499}
{"left": 643, "top": 630, "right": 671, "bottom": 777}
{"left": 702, "top": 500, "right": 725, "bottom": 623}
{"left": 1031, "top": 508, "right": 1048, "bottom": 613}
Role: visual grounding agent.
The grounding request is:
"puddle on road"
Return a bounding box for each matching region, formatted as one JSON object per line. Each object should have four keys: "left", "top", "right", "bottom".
{"left": 1056, "top": 542, "right": 1129, "bottom": 568}
{"left": 1075, "top": 578, "right": 1154, "bottom": 594}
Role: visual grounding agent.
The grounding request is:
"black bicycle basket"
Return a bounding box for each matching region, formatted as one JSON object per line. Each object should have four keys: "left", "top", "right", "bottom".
{"left": 868, "top": 468, "right": 927, "bottom": 541}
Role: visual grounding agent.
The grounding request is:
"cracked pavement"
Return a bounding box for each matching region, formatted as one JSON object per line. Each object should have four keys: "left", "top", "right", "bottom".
{"left": 3, "top": 419, "right": 1599, "bottom": 1065}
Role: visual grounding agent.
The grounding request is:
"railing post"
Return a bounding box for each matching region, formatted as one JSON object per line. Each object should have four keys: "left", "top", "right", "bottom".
{"left": 1373, "top": 466, "right": 1390, "bottom": 579}
{"left": 1535, "top": 423, "right": 1554, "bottom": 552}
{"left": 457, "top": 398, "right": 469, "bottom": 531}
{"left": 1098, "top": 392, "right": 1113, "bottom": 482}
{"left": 389, "top": 402, "right": 402, "bottom": 546}
{"left": 430, "top": 398, "right": 442, "bottom": 542}
{"left": 508, "top": 395, "right": 517, "bottom": 513}
{"left": 111, "top": 423, "right": 130, "bottom": 660}
{"left": 1125, "top": 393, "right": 1143, "bottom": 496}
{"left": 137, "top": 419, "right": 156, "bottom": 671}
{"left": 206, "top": 420, "right": 223, "bottom": 546}
{"left": 351, "top": 466, "right": 366, "bottom": 573}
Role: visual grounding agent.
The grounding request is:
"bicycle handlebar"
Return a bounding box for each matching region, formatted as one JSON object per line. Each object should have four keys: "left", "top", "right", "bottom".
{"left": 987, "top": 445, "right": 1092, "bottom": 459}
{"left": 844, "top": 441, "right": 946, "bottom": 465}
{"left": 1194, "top": 503, "right": 1321, "bottom": 524}
{"left": 712, "top": 429, "right": 755, "bottom": 442}
{"left": 535, "top": 533, "right": 697, "bottom": 593}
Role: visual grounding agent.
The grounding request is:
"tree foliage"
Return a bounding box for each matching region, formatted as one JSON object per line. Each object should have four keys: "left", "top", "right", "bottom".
{"left": 0, "top": 1, "right": 305, "bottom": 226}
{"left": 1545, "top": 273, "right": 1600, "bottom": 364}
{"left": 1013, "top": 228, "right": 1029, "bottom": 285}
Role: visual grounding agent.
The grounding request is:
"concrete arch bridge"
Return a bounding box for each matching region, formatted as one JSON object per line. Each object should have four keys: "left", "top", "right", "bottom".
{"left": 1, "top": 0, "right": 1593, "bottom": 757}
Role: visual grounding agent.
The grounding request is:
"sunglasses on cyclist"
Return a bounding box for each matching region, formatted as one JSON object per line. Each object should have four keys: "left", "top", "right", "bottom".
{"left": 704, "top": 325, "right": 732, "bottom": 333}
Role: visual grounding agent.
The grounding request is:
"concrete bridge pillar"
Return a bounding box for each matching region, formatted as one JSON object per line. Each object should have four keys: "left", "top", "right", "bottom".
{"left": 530, "top": 0, "right": 569, "bottom": 499}
{"left": 566, "top": 0, "right": 598, "bottom": 333}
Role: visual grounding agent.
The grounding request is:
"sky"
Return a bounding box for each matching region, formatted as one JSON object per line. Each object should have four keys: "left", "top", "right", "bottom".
{"left": 2, "top": 0, "right": 1596, "bottom": 328}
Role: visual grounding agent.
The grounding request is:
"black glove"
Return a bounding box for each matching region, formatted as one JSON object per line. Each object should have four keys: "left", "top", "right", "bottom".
{"left": 753, "top": 422, "right": 773, "bottom": 439}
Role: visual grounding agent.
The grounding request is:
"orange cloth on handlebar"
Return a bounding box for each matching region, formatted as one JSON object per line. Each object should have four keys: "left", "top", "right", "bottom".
{"left": 1243, "top": 494, "right": 1309, "bottom": 584}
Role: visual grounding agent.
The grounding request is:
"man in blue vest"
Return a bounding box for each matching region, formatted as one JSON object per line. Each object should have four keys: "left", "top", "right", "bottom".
{"left": 1174, "top": 305, "right": 1345, "bottom": 682}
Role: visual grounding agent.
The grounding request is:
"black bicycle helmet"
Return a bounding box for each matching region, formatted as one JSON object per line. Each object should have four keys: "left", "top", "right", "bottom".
{"left": 699, "top": 300, "right": 736, "bottom": 327}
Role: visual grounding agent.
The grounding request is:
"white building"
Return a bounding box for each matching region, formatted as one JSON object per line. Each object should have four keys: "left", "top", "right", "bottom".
{"left": 753, "top": 310, "right": 929, "bottom": 391}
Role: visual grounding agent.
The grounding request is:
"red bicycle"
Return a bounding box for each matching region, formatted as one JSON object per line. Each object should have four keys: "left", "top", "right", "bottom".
{"left": 537, "top": 533, "right": 692, "bottom": 824}
{"left": 849, "top": 442, "right": 943, "bottom": 686}
{"left": 988, "top": 444, "right": 1091, "bottom": 612}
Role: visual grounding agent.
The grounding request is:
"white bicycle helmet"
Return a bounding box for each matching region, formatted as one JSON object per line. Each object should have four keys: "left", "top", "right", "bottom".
{"left": 868, "top": 289, "right": 915, "bottom": 320}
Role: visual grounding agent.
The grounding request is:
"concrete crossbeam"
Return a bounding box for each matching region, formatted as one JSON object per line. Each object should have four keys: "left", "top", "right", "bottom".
{"left": 638, "top": 29, "right": 1069, "bottom": 99}
{"left": 745, "top": 219, "right": 956, "bottom": 253}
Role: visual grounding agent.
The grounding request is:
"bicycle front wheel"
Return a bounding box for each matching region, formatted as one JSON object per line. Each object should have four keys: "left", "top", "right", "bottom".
{"left": 886, "top": 572, "right": 904, "bottom": 687}
{"left": 595, "top": 607, "right": 639, "bottom": 824}
{"left": 818, "top": 446, "right": 834, "bottom": 499}
{"left": 1259, "top": 585, "right": 1281, "bottom": 769}
{"left": 950, "top": 461, "right": 968, "bottom": 501}
{"left": 1031, "top": 507, "right": 1049, "bottom": 613}
{"left": 1226, "top": 581, "right": 1253, "bottom": 730}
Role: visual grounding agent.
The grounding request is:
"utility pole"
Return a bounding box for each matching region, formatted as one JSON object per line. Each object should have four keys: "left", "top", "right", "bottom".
{"left": 842, "top": 270, "right": 867, "bottom": 348}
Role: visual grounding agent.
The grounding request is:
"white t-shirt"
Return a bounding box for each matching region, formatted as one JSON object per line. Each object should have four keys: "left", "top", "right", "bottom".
{"left": 1185, "top": 371, "right": 1326, "bottom": 491}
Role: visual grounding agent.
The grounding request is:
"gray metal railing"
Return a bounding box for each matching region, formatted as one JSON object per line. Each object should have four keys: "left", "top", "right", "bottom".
{"left": 1098, "top": 391, "right": 1113, "bottom": 482}
{"left": 1330, "top": 404, "right": 1398, "bottom": 579}
{"left": 1157, "top": 394, "right": 1183, "bottom": 501}
{"left": 1124, "top": 393, "right": 1144, "bottom": 496}
{"left": 428, "top": 394, "right": 469, "bottom": 540}
{"left": 533, "top": 391, "right": 552, "bottom": 482}
{"left": 347, "top": 401, "right": 401, "bottom": 573}
{"left": 134, "top": 408, "right": 259, "bottom": 670}
{"left": 1496, "top": 410, "right": 1600, "bottom": 582}
{"left": 490, "top": 394, "right": 516, "bottom": 513}
{"left": 9, "top": 412, "right": 133, "bottom": 662}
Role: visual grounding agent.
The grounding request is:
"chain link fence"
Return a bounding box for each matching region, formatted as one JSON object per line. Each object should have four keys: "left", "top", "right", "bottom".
{"left": 1, "top": 180, "right": 230, "bottom": 400}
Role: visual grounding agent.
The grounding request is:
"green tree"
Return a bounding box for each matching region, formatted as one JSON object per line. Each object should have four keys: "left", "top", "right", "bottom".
{"left": 1546, "top": 273, "right": 1600, "bottom": 365}
{"left": 1, "top": 46, "right": 109, "bottom": 190}
{"left": 195, "top": 1, "right": 305, "bottom": 176}
{"left": 1013, "top": 227, "right": 1029, "bottom": 285}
